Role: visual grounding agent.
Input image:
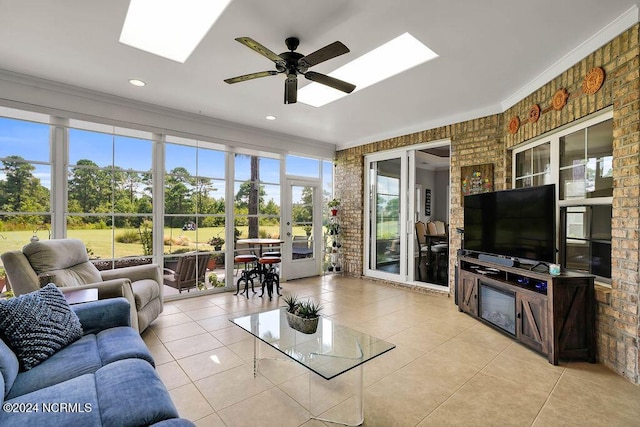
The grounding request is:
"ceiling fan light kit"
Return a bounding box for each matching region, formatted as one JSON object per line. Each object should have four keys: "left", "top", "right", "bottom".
{"left": 224, "top": 36, "right": 356, "bottom": 104}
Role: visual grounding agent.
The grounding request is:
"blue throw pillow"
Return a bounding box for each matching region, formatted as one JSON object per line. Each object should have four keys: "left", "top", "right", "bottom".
{"left": 0, "top": 283, "right": 83, "bottom": 371}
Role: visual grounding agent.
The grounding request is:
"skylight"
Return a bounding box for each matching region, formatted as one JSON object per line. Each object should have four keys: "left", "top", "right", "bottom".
{"left": 119, "top": 0, "right": 232, "bottom": 63}
{"left": 298, "top": 33, "right": 438, "bottom": 107}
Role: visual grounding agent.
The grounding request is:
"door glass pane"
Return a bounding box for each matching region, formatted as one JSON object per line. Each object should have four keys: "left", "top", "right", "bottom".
{"left": 290, "top": 185, "right": 314, "bottom": 261}
{"left": 371, "top": 159, "right": 401, "bottom": 273}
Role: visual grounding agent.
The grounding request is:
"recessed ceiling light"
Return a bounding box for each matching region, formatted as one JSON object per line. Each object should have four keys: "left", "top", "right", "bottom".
{"left": 129, "top": 79, "right": 147, "bottom": 87}
{"left": 119, "top": 0, "right": 232, "bottom": 63}
{"left": 265, "top": 115, "right": 277, "bottom": 121}
{"left": 298, "top": 33, "right": 438, "bottom": 107}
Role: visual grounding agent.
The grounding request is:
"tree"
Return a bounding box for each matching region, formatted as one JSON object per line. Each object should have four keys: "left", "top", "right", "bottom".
{"left": 164, "top": 167, "right": 194, "bottom": 215}
{"left": 292, "top": 186, "right": 313, "bottom": 223}
{"left": 249, "top": 156, "right": 259, "bottom": 237}
{"left": 0, "top": 156, "right": 50, "bottom": 226}
{"left": 68, "top": 160, "right": 112, "bottom": 213}
{"left": 119, "top": 169, "right": 143, "bottom": 205}
{"left": 234, "top": 181, "right": 266, "bottom": 209}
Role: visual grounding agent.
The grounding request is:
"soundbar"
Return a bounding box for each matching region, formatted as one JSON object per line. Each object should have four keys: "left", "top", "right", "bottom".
{"left": 478, "top": 253, "right": 519, "bottom": 268}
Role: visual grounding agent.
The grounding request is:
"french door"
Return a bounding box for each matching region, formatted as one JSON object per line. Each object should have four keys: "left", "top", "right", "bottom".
{"left": 364, "top": 151, "right": 417, "bottom": 282}
{"left": 281, "top": 180, "right": 322, "bottom": 280}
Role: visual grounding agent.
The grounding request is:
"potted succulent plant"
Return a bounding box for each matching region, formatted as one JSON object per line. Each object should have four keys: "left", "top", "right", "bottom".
{"left": 328, "top": 198, "right": 341, "bottom": 216}
{"left": 283, "top": 294, "right": 323, "bottom": 334}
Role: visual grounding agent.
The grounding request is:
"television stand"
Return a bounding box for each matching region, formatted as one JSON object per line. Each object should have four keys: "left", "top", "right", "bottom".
{"left": 528, "top": 261, "right": 549, "bottom": 273}
{"left": 457, "top": 254, "right": 595, "bottom": 365}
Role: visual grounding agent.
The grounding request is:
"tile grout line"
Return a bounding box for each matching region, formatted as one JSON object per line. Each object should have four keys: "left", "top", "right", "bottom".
{"left": 415, "top": 338, "right": 514, "bottom": 425}
{"left": 529, "top": 367, "right": 567, "bottom": 426}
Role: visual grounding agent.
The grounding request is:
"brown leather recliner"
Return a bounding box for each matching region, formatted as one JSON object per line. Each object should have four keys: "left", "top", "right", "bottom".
{"left": 1, "top": 239, "right": 162, "bottom": 332}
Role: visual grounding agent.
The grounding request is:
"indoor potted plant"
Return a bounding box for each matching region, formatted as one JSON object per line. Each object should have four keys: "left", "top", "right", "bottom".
{"left": 328, "top": 198, "right": 341, "bottom": 216}
{"left": 283, "top": 294, "right": 323, "bottom": 334}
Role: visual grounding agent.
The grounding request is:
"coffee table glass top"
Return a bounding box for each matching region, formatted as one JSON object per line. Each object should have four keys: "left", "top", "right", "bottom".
{"left": 230, "top": 308, "right": 395, "bottom": 380}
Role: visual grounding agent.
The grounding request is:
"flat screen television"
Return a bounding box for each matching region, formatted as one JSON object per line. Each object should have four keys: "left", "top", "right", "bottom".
{"left": 464, "top": 184, "right": 556, "bottom": 264}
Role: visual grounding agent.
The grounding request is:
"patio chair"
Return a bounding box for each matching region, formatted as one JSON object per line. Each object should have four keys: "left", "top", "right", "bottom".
{"left": 163, "top": 253, "right": 210, "bottom": 293}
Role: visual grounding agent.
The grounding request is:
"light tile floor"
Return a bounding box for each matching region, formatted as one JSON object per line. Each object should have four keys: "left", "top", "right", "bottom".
{"left": 143, "top": 275, "right": 640, "bottom": 426}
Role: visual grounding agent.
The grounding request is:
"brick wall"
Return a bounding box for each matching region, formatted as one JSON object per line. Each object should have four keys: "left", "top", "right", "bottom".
{"left": 335, "top": 24, "right": 640, "bottom": 383}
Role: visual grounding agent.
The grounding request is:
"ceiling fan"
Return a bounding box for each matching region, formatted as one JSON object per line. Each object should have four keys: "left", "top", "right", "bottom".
{"left": 224, "top": 36, "right": 356, "bottom": 104}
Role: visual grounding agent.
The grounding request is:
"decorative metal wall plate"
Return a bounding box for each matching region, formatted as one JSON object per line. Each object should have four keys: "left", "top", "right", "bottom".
{"left": 528, "top": 104, "right": 541, "bottom": 123}
{"left": 508, "top": 116, "right": 520, "bottom": 134}
{"left": 552, "top": 88, "right": 569, "bottom": 110}
{"left": 582, "top": 67, "right": 605, "bottom": 95}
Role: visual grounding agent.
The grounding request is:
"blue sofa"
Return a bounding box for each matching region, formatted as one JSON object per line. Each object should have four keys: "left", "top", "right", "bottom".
{"left": 0, "top": 297, "right": 193, "bottom": 426}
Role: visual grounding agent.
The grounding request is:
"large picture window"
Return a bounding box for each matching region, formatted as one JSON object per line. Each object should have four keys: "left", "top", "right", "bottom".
{"left": 66, "top": 121, "right": 154, "bottom": 265}
{"left": 163, "top": 138, "right": 227, "bottom": 293}
{"left": 233, "top": 154, "right": 281, "bottom": 241}
{"left": 0, "top": 114, "right": 52, "bottom": 257}
{"left": 0, "top": 104, "right": 333, "bottom": 299}
{"left": 513, "top": 112, "right": 613, "bottom": 281}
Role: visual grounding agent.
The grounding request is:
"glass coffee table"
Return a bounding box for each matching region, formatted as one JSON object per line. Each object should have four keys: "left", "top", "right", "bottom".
{"left": 230, "top": 307, "right": 395, "bottom": 426}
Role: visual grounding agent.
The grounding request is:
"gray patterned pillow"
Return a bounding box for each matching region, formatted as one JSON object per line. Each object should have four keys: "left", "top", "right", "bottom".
{"left": 0, "top": 283, "right": 83, "bottom": 371}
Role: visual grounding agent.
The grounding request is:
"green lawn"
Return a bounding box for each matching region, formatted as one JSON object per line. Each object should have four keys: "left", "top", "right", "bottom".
{"left": 0, "top": 225, "right": 303, "bottom": 260}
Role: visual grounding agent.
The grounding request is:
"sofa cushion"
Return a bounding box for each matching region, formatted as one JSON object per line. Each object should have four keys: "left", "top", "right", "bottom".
{"left": 0, "top": 284, "right": 82, "bottom": 371}
{"left": 96, "top": 359, "right": 180, "bottom": 426}
{"left": 0, "top": 372, "right": 101, "bottom": 427}
{"left": 6, "top": 334, "right": 101, "bottom": 399}
{"left": 72, "top": 297, "right": 131, "bottom": 336}
{"left": 0, "top": 338, "right": 19, "bottom": 400}
{"left": 153, "top": 419, "right": 197, "bottom": 426}
{"left": 97, "top": 326, "right": 155, "bottom": 367}
{"left": 8, "top": 325, "right": 155, "bottom": 400}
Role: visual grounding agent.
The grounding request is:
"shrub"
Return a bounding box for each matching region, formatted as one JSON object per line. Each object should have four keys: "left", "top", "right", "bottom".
{"left": 115, "top": 229, "right": 140, "bottom": 243}
{"left": 163, "top": 235, "right": 191, "bottom": 246}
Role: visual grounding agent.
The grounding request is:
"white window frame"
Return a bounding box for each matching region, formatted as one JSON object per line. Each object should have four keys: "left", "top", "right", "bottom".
{"left": 512, "top": 109, "right": 613, "bottom": 283}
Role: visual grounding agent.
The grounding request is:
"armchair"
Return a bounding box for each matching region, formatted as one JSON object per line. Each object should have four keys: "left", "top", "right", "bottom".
{"left": 163, "top": 253, "right": 210, "bottom": 293}
{"left": 0, "top": 239, "right": 162, "bottom": 332}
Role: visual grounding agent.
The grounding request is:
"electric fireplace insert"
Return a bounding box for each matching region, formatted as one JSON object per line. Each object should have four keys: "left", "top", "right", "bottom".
{"left": 479, "top": 282, "right": 516, "bottom": 335}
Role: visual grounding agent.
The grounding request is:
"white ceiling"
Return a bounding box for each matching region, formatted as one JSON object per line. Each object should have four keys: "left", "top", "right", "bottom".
{"left": 0, "top": 0, "right": 638, "bottom": 150}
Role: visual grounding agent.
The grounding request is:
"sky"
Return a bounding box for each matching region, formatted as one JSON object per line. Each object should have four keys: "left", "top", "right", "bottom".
{"left": 0, "top": 117, "right": 334, "bottom": 206}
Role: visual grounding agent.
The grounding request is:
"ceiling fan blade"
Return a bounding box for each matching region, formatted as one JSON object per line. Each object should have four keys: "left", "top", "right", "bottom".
{"left": 304, "top": 71, "right": 356, "bottom": 93}
{"left": 224, "top": 71, "right": 279, "bottom": 84}
{"left": 235, "top": 37, "right": 286, "bottom": 68}
{"left": 298, "top": 41, "right": 350, "bottom": 68}
{"left": 284, "top": 74, "right": 298, "bottom": 104}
